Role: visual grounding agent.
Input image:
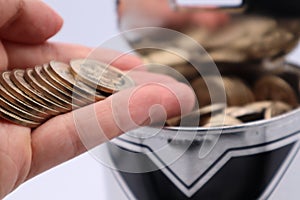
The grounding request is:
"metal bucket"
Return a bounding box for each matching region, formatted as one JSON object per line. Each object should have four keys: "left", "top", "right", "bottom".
{"left": 107, "top": 62, "right": 300, "bottom": 199}
{"left": 106, "top": 1, "right": 300, "bottom": 199}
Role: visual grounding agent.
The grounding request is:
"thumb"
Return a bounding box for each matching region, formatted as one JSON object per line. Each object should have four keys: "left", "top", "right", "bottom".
{"left": 27, "top": 81, "right": 195, "bottom": 179}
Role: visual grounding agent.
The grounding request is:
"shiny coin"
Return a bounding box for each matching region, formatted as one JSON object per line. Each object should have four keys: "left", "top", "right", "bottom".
{"left": 166, "top": 109, "right": 201, "bottom": 127}
{"left": 202, "top": 17, "right": 276, "bottom": 50}
{"left": 172, "top": 64, "right": 199, "bottom": 81}
{"left": 24, "top": 68, "right": 77, "bottom": 109}
{"left": 33, "top": 66, "right": 87, "bottom": 107}
{"left": 225, "top": 106, "right": 264, "bottom": 122}
{"left": 210, "top": 49, "right": 248, "bottom": 63}
{"left": 10, "top": 70, "right": 70, "bottom": 113}
{"left": 264, "top": 101, "right": 292, "bottom": 119}
{"left": 182, "top": 16, "right": 300, "bottom": 63}
{"left": 223, "top": 77, "right": 255, "bottom": 106}
{"left": 0, "top": 106, "right": 40, "bottom": 128}
{"left": 142, "top": 48, "right": 189, "bottom": 67}
{"left": 70, "top": 59, "right": 135, "bottom": 93}
{"left": 46, "top": 61, "right": 106, "bottom": 102}
{"left": 166, "top": 103, "right": 226, "bottom": 127}
{"left": 0, "top": 95, "right": 45, "bottom": 123}
{"left": 191, "top": 76, "right": 225, "bottom": 107}
{"left": 203, "top": 114, "right": 242, "bottom": 127}
{"left": 253, "top": 75, "right": 298, "bottom": 108}
{"left": 42, "top": 63, "right": 72, "bottom": 94}
{"left": 0, "top": 81, "right": 49, "bottom": 118}
{"left": 244, "top": 101, "right": 273, "bottom": 112}
{"left": 199, "top": 103, "right": 227, "bottom": 116}
{"left": 0, "top": 71, "right": 59, "bottom": 116}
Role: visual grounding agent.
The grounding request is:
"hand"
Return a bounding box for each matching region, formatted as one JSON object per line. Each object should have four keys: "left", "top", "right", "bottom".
{"left": 0, "top": 0, "right": 195, "bottom": 198}
{"left": 118, "top": 0, "right": 230, "bottom": 30}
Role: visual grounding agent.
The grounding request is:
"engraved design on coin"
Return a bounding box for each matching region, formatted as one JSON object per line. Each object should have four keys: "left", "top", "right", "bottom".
{"left": 70, "top": 59, "right": 135, "bottom": 93}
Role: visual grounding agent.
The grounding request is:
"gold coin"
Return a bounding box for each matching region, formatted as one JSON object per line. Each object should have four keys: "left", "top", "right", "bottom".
{"left": 203, "top": 114, "right": 242, "bottom": 127}
{"left": 224, "top": 77, "right": 255, "bottom": 106}
{"left": 0, "top": 71, "right": 59, "bottom": 116}
{"left": 191, "top": 76, "right": 254, "bottom": 107}
{"left": 172, "top": 64, "right": 199, "bottom": 81}
{"left": 42, "top": 63, "right": 72, "bottom": 94}
{"left": 198, "top": 103, "right": 227, "bottom": 126}
{"left": 166, "top": 109, "right": 201, "bottom": 127}
{"left": 183, "top": 16, "right": 299, "bottom": 62}
{"left": 166, "top": 103, "right": 226, "bottom": 127}
{"left": 0, "top": 106, "right": 40, "bottom": 128}
{"left": 46, "top": 61, "right": 106, "bottom": 102}
{"left": 253, "top": 75, "right": 298, "bottom": 107}
{"left": 42, "top": 63, "right": 94, "bottom": 104}
{"left": 166, "top": 116, "right": 182, "bottom": 127}
{"left": 191, "top": 76, "right": 225, "bottom": 107}
{"left": 10, "top": 70, "right": 70, "bottom": 113}
{"left": 70, "top": 59, "right": 135, "bottom": 93}
{"left": 24, "top": 68, "right": 76, "bottom": 109}
{"left": 191, "top": 77, "right": 210, "bottom": 107}
{"left": 264, "top": 101, "right": 292, "bottom": 119}
{"left": 143, "top": 48, "right": 188, "bottom": 66}
{"left": 225, "top": 106, "right": 264, "bottom": 122}
{"left": 245, "top": 101, "right": 273, "bottom": 112}
{"left": 209, "top": 49, "right": 248, "bottom": 63}
{"left": 0, "top": 95, "right": 45, "bottom": 122}
{"left": 0, "top": 81, "right": 49, "bottom": 118}
{"left": 199, "top": 103, "right": 227, "bottom": 116}
{"left": 33, "top": 66, "right": 87, "bottom": 107}
{"left": 191, "top": 16, "right": 275, "bottom": 50}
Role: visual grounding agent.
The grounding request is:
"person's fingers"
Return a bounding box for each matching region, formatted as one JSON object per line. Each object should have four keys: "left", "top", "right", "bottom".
{"left": 27, "top": 82, "right": 195, "bottom": 179}
{"left": 128, "top": 70, "right": 177, "bottom": 85}
{"left": 0, "top": 121, "right": 31, "bottom": 198}
{"left": 2, "top": 41, "right": 143, "bottom": 70}
{"left": 2, "top": 42, "right": 91, "bottom": 70}
{"left": 0, "top": 0, "right": 63, "bottom": 44}
{"left": 87, "top": 47, "right": 144, "bottom": 71}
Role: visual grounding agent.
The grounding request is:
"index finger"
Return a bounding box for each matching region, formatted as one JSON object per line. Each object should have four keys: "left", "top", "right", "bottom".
{"left": 27, "top": 81, "right": 195, "bottom": 178}
{"left": 3, "top": 42, "right": 144, "bottom": 70}
{"left": 0, "top": 0, "right": 63, "bottom": 44}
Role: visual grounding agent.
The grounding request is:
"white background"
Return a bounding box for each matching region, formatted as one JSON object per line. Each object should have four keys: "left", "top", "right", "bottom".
{"left": 4, "top": 1, "right": 300, "bottom": 199}
{"left": 175, "top": 0, "right": 243, "bottom": 7}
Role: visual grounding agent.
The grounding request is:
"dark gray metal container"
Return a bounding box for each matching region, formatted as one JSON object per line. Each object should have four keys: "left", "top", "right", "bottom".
{"left": 108, "top": 71, "right": 300, "bottom": 199}
{"left": 109, "top": 1, "right": 300, "bottom": 199}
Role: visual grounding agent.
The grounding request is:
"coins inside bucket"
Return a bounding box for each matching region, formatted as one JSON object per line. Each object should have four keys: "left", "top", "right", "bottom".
{"left": 141, "top": 48, "right": 300, "bottom": 128}
{"left": 164, "top": 66, "right": 299, "bottom": 127}
{"left": 0, "top": 59, "right": 134, "bottom": 128}
{"left": 128, "top": 15, "right": 300, "bottom": 127}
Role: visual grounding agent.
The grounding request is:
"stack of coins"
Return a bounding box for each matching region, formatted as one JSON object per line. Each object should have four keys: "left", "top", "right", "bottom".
{"left": 0, "top": 59, "right": 134, "bottom": 128}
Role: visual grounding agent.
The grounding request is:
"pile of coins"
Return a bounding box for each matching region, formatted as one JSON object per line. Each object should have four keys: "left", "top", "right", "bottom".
{"left": 141, "top": 48, "right": 299, "bottom": 127}
{"left": 0, "top": 59, "right": 134, "bottom": 128}
{"left": 134, "top": 16, "right": 300, "bottom": 66}
{"left": 164, "top": 71, "right": 298, "bottom": 127}
{"left": 167, "top": 101, "right": 294, "bottom": 127}
{"left": 136, "top": 15, "right": 300, "bottom": 128}
{"left": 182, "top": 16, "right": 300, "bottom": 63}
